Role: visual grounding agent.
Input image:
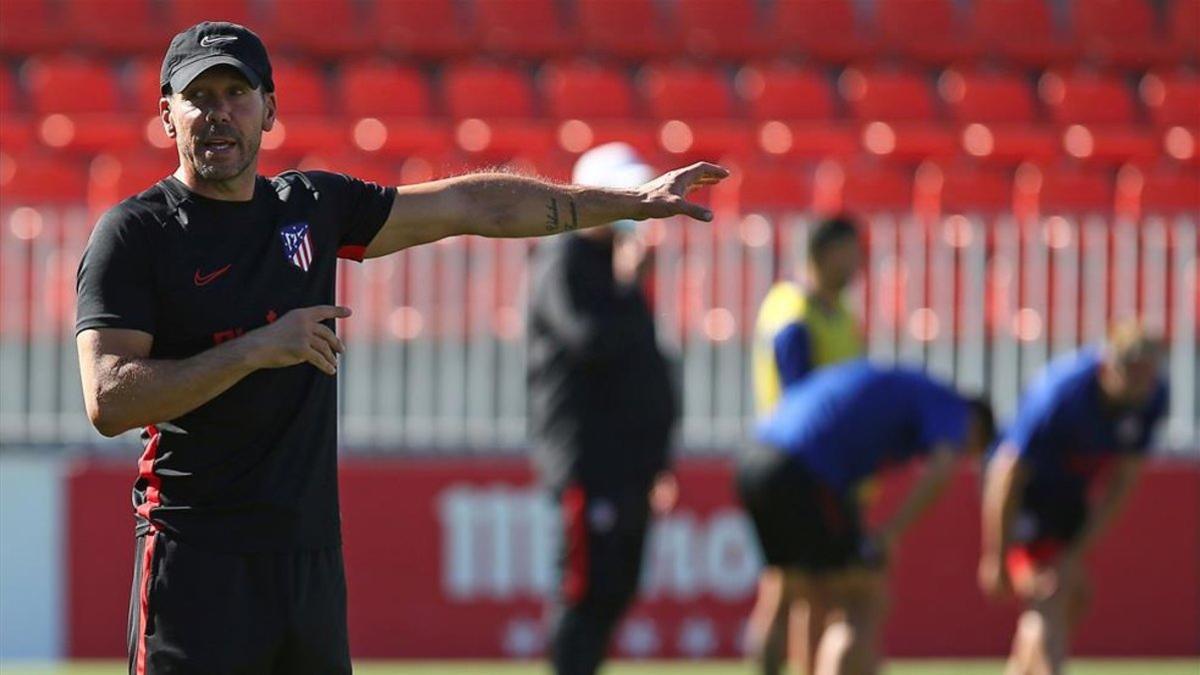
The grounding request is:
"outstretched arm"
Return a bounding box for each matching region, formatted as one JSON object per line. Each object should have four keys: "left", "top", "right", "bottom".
{"left": 362, "top": 162, "right": 729, "bottom": 257}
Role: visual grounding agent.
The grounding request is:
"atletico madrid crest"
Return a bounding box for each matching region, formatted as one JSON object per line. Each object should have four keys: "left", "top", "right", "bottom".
{"left": 279, "top": 222, "right": 314, "bottom": 272}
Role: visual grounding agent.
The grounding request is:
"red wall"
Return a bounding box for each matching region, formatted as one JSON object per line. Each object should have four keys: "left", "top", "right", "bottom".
{"left": 67, "top": 456, "right": 1200, "bottom": 658}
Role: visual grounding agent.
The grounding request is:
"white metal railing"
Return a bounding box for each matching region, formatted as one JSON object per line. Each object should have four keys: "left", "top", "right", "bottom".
{"left": 0, "top": 206, "right": 1196, "bottom": 454}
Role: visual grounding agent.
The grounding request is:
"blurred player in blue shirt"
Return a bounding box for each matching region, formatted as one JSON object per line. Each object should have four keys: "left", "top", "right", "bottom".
{"left": 737, "top": 360, "right": 995, "bottom": 675}
{"left": 980, "top": 323, "right": 1168, "bottom": 675}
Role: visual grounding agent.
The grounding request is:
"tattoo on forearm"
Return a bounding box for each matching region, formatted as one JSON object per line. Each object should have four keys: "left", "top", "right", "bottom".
{"left": 545, "top": 197, "right": 579, "bottom": 233}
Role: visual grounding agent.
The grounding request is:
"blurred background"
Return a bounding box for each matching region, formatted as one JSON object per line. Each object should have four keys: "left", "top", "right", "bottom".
{"left": 0, "top": 0, "right": 1197, "bottom": 669}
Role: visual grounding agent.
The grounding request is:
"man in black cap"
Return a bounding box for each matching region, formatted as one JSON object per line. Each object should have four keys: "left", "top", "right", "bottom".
{"left": 75, "top": 22, "right": 727, "bottom": 674}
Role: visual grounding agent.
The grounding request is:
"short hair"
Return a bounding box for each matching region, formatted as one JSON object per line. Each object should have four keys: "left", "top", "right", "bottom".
{"left": 966, "top": 396, "right": 997, "bottom": 447}
{"left": 807, "top": 214, "right": 860, "bottom": 262}
{"left": 1106, "top": 319, "right": 1165, "bottom": 366}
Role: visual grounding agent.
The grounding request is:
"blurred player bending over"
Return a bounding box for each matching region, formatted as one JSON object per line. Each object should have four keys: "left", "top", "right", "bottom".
{"left": 749, "top": 215, "right": 863, "bottom": 675}
{"left": 527, "top": 143, "right": 680, "bottom": 675}
{"left": 737, "top": 360, "right": 995, "bottom": 675}
{"left": 980, "top": 322, "right": 1168, "bottom": 675}
{"left": 74, "top": 22, "right": 727, "bottom": 674}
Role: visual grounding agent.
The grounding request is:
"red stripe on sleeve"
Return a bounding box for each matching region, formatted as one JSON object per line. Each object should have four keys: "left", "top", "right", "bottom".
{"left": 337, "top": 244, "right": 367, "bottom": 261}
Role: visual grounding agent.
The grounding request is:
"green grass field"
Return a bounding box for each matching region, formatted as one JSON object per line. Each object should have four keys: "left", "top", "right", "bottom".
{"left": 2, "top": 660, "right": 1197, "bottom": 675}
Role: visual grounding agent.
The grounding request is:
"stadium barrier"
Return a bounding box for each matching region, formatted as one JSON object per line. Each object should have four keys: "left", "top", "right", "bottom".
{"left": 51, "top": 455, "right": 1197, "bottom": 659}
{"left": 1, "top": 210, "right": 1196, "bottom": 452}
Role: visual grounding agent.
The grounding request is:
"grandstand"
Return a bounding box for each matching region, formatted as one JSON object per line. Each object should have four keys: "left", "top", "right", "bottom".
{"left": 1, "top": 0, "right": 1196, "bottom": 450}
{"left": 0, "top": 0, "right": 1197, "bottom": 664}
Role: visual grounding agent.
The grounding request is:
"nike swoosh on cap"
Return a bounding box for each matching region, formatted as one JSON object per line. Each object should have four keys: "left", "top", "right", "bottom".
{"left": 200, "top": 35, "right": 238, "bottom": 47}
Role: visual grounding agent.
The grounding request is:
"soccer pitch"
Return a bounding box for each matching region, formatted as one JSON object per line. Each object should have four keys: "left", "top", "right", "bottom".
{"left": 2, "top": 660, "right": 1198, "bottom": 675}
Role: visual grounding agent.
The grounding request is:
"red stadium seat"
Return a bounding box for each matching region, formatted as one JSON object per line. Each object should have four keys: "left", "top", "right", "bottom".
{"left": 272, "top": 60, "right": 329, "bottom": 116}
{"left": 1061, "top": 124, "right": 1161, "bottom": 167}
{"left": 970, "top": 0, "right": 1079, "bottom": 67}
{"left": 1169, "top": 0, "right": 1200, "bottom": 62}
{"left": 35, "top": 113, "right": 144, "bottom": 154}
{"left": 1140, "top": 72, "right": 1200, "bottom": 127}
{"left": 261, "top": 0, "right": 360, "bottom": 57}
{"left": 876, "top": 0, "right": 981, "bottom": 65}
{"left": 839, "top": 67, "right": 937, "bottom": 122}
{"left": 1039, "top": 71, "right": 1138, "bottom": 126}
{"left": 337, "top": 61, "right": 450, "bottom": 157}
{"left": 371, "top": 0, "right": 471, "bottom": 59}
{"left": 655, "top": 119, "right": 754, "bottom": 162}
{"left": 1116, "top": 166, "right": 1200, "bottom": 215}
{"left": 0, "top": 0, "right": 64, "bottom": 55}
{"left": 63, "top": 0, "right": 160, "bottom": 54}
{"left": 677, "top": 0, "right": 772, "bottom": 60}
{"left": 773, "top": 0, "right": 874, "bottom": 63}
{"left": 640, "top": 64, "right": 736, "bottom": 119}
{"left": 960, "top": 123, "right": 1060, "bottom": 167}
{"left": 756, "top": 121, "right": 860, "bottom": 161}
{"left": 554, "top": 119, "right": 660, "bottom": 158}
{"left": 443, "top": 63, "right": 548, "bottom": 159}
{"left": 87, "top": 153, "right": 176, "bottom": 209}
{"left": 1015, "top": 164, "right": 1114, "bottom": 214}
{"left": 165, "top": 0, "right": 255, "bottom": 31}
{"left": 23, "top": 56, "right": 120, "bottom": 114}
{"left": 0, "top": 153, "right": 88, "bottom": 203}
{"left": 1161, "top": 126, "right": 1199, "bottom": 166}
{"left": 939, "top": 69, "right": 1038, "bottom": 124}
{"left": 913, "top": 162, "right": 1014, "bottom": 215}
{"left": 452, "top": 119, "right": 558, "bottom": 163}
{"left": 1071, "top": 0, "right": 1177, "bottom": 68}
{"left": 345, "top": 116, "right": 453, "bottom": 158}
{"left": 861, "top": 121, "right": 961, "bottom": 163}
{"left": 475, "top": 0, "right": 573, "bottom": 58}
{"left": 541, "top": 61, "right": 638, "bottom": 120}
{"left": 736, "top": 64, "right": 836, "bottom": 121}
{"left": 813, "top": 160, "right": 914, "bottom": 213}
{"left": 577, "top": 0, "right": 682, "bottom": 60}
{"left": 339, "top": 60, "right": 432, "bottom": 118}
{"left": 263, "top": 116, "right": 349, "bottom": 157}
{"left": 443, "top": 63, "right": 536, "bottom": 119}
{"left": 734, "top": 162, "right": 811, "bottom": 212}
{"left": 129, "top": 59, "right": 166, "bottom": 107}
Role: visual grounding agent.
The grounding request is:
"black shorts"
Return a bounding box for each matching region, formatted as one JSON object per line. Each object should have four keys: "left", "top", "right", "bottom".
{"left": 736, "top": 443, "right": 870, "bottom": 573}
{"left": 127, "top": 532, "right": 350, "bottom": 675}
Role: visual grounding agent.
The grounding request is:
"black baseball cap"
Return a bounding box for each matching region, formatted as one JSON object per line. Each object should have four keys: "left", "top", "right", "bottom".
{"left": 160, "top": 22, "right": 274, "bottom": 96}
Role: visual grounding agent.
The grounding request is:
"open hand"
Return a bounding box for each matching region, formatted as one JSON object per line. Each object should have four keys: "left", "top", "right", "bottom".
{"left": 244, "top": 305, "right": 351, "bottom": 376}
{"left": 649, "top": 471, "right": 679, "bottom": 516}
{"left": 634, "top": 162, "right": 729, "bottom": 222}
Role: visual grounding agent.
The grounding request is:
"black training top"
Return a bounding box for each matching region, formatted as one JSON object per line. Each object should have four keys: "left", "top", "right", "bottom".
{"left": 75, "top": 171, "right": 395, "bottom": 552}
{"left": 526, "top": 234, "right": 679, "bottom": 496}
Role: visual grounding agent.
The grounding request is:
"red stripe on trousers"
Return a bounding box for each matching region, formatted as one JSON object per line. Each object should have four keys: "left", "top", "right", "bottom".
{"left": 135, "top": 533, "right": 157, "bottom": 675}
{"left": 561, "top": 485, "right": 589, "bottom": 604}
{"left": 135, "top": 426, "right": 162, "bottom": 524}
